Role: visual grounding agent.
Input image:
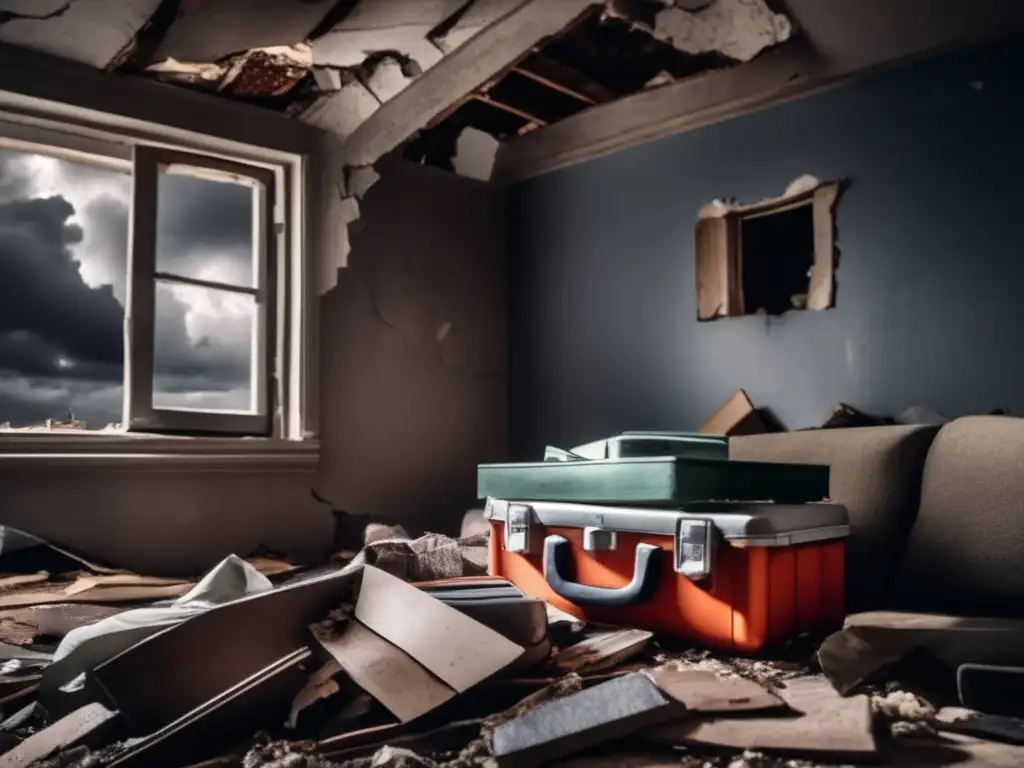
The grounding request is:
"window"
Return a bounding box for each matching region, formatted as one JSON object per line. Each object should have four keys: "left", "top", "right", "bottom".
{"left": 0, "top": 118, "right": 304, "bottom": 440}
{"left": 694, "top": 177, "right": 839, "bottom": 321}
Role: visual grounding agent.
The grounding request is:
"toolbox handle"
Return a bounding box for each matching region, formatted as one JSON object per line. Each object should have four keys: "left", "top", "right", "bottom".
{"left": 542, "top": 535, "right": 662, "bottom": 608}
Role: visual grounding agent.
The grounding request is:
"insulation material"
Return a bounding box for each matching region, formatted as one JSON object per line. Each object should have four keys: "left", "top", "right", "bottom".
{"left": 145, "top": 45, "right": 313, "bottom": 97}
{"left": 151, "top": 0, "right": 338, "bottom": 64}
{"left": 653, "top": 0, "right": 793, "bottom": 62}
{"left": 311, "top": 0, "right": 468, "bottom": 70}
{"left": 0, "top": 0, "right": 161, "bottom": 69}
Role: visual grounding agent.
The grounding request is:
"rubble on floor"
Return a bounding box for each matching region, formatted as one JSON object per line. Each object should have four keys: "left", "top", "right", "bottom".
{"left": 0, "top": 523, "right": 1021, "bottom": 767}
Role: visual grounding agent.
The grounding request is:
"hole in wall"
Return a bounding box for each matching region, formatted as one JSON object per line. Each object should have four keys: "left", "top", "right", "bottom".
{"left": 740, "top": 203, "right": 815, "bottom": 315}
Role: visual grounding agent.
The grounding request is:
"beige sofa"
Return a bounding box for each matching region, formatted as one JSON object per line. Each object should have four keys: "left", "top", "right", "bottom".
{"left": 730, "top": 416, "right": 1024, "bottom": 616}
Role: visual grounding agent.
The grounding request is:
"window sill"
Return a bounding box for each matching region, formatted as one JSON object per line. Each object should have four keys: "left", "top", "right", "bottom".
{"left": 0, "top": 434, "right": 320, "bottom": 472}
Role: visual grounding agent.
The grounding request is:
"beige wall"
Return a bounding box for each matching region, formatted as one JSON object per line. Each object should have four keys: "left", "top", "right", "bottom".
{"left": 316, "top": 156, "right": 508, "bottom": 537}
{"left": 0, "top": 47, "right": 508, "bottom": 573}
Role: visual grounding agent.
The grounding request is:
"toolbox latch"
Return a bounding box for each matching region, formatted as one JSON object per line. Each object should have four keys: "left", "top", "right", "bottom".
{"left": 582, "top": 527, "right": 618, "bottom": 551}
{"left": 504, "top": 503, "right": 539, "bottom": 555}
{"left": 674, "top": 518, "right": 715, "bottom": 581}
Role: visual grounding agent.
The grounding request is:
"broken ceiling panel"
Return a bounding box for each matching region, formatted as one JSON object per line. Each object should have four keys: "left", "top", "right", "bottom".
{"left": 430, "top": 0, "right": 526, "bottom": 54}
{"left": 0, "top": 0, "right": 161, "bottom": 69}
{"left": 151, "top": 0, "right": 339, "bottom": 64}
{"left": 311, "top": 0, "right": 468, "bottom": 70}
{"left": 652, "top": 0, "right": 793, "bottom": 62}
{"left": 144, "top": 45, "right": 314, "bottom": 104}
{"left": 410, "top": 2, "right": 751, "bottom": 176}
{"left": 300, "top": 77, "right": 380, "bottom": 137}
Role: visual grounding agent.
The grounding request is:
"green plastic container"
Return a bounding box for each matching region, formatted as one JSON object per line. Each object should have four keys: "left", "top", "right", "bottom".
{"left": 571, "top": 431, "right": 728, "bottom": 461}
{"left": 477, "top": 455, "right": 828, "bottom": 506}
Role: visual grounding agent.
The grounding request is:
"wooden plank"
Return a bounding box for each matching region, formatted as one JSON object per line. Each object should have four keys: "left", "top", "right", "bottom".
{"left": 0, "top": 703, "right": 118, "bottom": 768}
{"left": 694, "top": 215, "right": 740, "bottom": 321}
{"left": 474, "top": 94, "right": 548, "bottom": 126}
{"left": 514, "top": 52, "right": 617, "bottom": 104}
{"left": 337, "top": 0, "right": 598, "bottom": 168}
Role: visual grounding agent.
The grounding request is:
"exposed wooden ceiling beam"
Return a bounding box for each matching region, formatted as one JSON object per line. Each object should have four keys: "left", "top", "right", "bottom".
{"left": 493, "top": 0, "right": 1024, "bottom": 184}
{"left": 336, "top": 0, "right": 599, "bottom": 168}
{"left": 473, "top": 94, "right": 548, "bottom": 126}
{"left": 513, "top": 52, "right": 617, "bottom": 105}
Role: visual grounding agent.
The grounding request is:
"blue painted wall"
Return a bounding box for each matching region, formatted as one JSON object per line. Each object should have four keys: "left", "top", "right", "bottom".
{"left": 508, "top": 38, "right": 1024, "bottom": 457}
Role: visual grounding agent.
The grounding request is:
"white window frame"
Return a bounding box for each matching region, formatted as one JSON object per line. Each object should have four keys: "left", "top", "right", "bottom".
{"left": 0, "top": 96, "right": 317, "bottom": 455}
{"left": 126, "top": 147, "right": 277, "bottom": 437}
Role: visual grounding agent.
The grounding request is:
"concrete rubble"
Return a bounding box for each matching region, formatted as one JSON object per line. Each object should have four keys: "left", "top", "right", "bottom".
{"left": 0, "top": 517, "right": 1019, "bottom": 767}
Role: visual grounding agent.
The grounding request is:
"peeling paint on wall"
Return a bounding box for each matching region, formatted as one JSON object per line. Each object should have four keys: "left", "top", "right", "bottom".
{"left": 652, "top": 0, "right": 793, "bottom": 62}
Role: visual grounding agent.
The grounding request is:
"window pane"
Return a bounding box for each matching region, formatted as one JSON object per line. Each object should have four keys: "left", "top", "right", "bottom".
{"left": 152, "top": 281, "right": 258, "bottom": 414}
{"left": 0, "top": 146, "right": 129, "bottom": 431}
{"left": 155, "top": 168, "right": 256, "bottom": 288}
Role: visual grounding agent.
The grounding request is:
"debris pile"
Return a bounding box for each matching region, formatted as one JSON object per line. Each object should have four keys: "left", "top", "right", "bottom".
{"left": 0, "top": 523, "right": 1021, "bottom": 767}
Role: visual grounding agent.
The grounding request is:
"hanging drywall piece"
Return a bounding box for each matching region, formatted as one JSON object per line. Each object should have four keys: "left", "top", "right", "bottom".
{"left": 653, "top": 0, "right": 793, "bottom": 62}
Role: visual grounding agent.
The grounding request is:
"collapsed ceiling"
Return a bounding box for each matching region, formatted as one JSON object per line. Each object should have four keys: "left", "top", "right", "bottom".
{"left": 0, "top": 0, "right": 795, "bottom": 178}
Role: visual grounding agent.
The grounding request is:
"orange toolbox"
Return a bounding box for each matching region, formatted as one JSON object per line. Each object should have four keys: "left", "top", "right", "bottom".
{"left": 485, "top": 498, "right": 849, "bottom": 652}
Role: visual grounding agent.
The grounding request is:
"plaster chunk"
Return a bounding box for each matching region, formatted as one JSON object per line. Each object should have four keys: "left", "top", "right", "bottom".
{"left": 653, "top": 0, "right": 793, "bottom": 63}
{"left": 300, "top": 79, "right": 381, "bottom": 137}
{"left": 312, "top": 27, "right": 444, "bottom": 71}
{"left": 0, "top": 0, "right": 161, "bottom": 68}
{"left": 364, "top": 57, "right": 415, "bottom": 103}
{"left": 452, "top": 127, "right": 499, "bottom": 182}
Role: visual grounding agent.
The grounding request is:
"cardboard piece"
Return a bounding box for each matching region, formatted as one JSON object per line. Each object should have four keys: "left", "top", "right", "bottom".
{"left": 94, "top": 565, "right": 361, "bottom": 734}
{"left": 318, "top": 621, "right": 456, "bottom": 723}
{"left": 491, "top": 672, "right": 679, "bottom": 768}
{"left": 108, "top": 648, "right": 311, "bottom": 767}
{"left": 643, "top": 675, "right": 875, "bottom": 759}
{"left": 647, "top": 667, "right": 784, "bottom": 713}
{"left": 552, "top": 629, "right": 652, "bottom": 675}
{"left": 818, "top": 611, "right": 1024, "bottom": 695}
{"left": 698, "top": 389, "right": 768, "bottom": 437}
{"left": 316, "top": 566, "right": 525, "bottom": 723}
{"left": 354, "top": 566, "right": 524, "bottom": 693}
{"left": 0, "top": 578, "right": 193, "bottom": 609}
{"left": 0, "top": 703, "right": 118, "bottom": 768}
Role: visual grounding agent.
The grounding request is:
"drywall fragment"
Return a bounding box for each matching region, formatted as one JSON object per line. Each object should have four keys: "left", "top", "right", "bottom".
{"left": 313, "top": 66, "right": 343, "bottom": 93}
{"left": 653, "top": 0, "right": 793, "bottom": 63}
{"left": 0, "top": 0, "right": 160, "bottom": 68}
{"left": 300, "top": 78, "right": 382, "bottom": 136}
{"left": 345, "top": 166, "right": 382, "bottom": 200}
{"left": 452, "top": 127, "right": 500, "bottom": 181}
{"left": 152, "top": 0, "right": 338, "bottom": 63}
{"left": 698, "top": 174, "right": 820, "bottom": 220}
{"left": 431, "top": 0, "right": 525, "bottom": 53}
{"left": 364, "top": 57, "right": 416, "bottom": 102}
{"left": 311, "top": 1, "right": 466, "bottom": 70}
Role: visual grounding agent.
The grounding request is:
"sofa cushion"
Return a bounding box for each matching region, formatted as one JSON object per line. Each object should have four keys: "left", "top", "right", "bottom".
{"left": 730, "top": 425, "right": 939, "bottom": 612}
{"left": 894, "top": 416, "right": 1024, "bottom": 616}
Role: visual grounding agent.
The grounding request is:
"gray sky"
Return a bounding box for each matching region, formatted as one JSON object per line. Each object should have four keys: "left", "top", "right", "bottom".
{"left": 0, "top": 146, "right": 257, "bottom": 427}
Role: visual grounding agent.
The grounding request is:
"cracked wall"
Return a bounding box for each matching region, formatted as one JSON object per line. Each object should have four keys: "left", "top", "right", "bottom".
{"left": 316, "top": 154, "right": 508, "bottom": 535}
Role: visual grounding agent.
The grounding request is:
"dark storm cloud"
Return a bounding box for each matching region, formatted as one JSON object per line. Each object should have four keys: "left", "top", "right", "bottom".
{"left": 0, "top": 151, "right": 254, "bottom": 426}
{"left": 157, "top": 173, "right": 253, "bottom": 284}
{"left": 0, "top": 194, "right": 124, "bottom": 368}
